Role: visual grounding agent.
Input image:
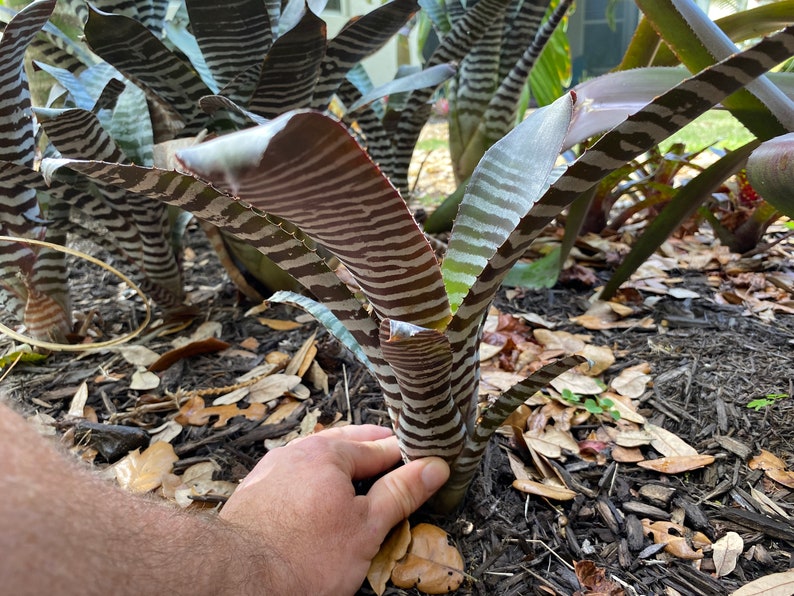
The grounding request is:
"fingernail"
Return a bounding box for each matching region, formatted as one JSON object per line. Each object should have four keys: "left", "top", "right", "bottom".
{"left": 421, "top": 458, "right": 450, "bottom": 491}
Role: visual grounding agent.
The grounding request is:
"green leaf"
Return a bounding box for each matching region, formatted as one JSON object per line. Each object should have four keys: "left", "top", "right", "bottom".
{"left": 442, "top": 92, "right": 574, "bottom": 313}
{"left": 269, "top": 290, "right": 374, "bottom": 373}
{"left": 501, "top": 246, "right": 561, "bottom": 289}
{"left": 747, "top": 133, "right": 794, "bottom": 218}
{"left": 600, "top": 141, "right": 758, "bottom": 300}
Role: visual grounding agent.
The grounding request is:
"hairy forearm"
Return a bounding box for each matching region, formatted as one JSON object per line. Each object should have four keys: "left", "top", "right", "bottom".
{"left": 0, "top": 402, "right": 268, "bottom": 596}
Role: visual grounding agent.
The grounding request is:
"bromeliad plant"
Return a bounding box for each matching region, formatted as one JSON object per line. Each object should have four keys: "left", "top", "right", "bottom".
{"left": 47, "top": 22, "right": 794, "bottom": 511}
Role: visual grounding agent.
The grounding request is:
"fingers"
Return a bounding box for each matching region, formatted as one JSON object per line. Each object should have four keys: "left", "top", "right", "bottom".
{"left": 365, "top": 457, "right": 450, "bottom": 538}
{"left": 303, "top": 423, "right": 394, "bottom": 444}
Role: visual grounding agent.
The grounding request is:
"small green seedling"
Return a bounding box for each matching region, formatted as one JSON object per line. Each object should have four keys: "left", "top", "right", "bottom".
{"left": 560, "top": 388, "right": 621, "bottom": 421}
{"left": 746, "top": 393, "right": 790, "bottom": 411}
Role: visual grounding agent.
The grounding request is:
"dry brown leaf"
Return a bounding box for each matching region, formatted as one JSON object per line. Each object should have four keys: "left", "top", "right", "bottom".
{"left": 116, "top": 345, "right": 160, "bottom": 367}
{"left": 542, "top": 427, "right": 581, "bottom": 454}
{"left": 506, "top": 451, "right": 534, "bottom": 482}
{"left": 611, "top": 445, "right": 645, "bottom": 463}
{"left": 605, "top": 392, "right": 646, "bottom": 424}
{"left": 550, "top": 370, "right": 604, "bottom": 395}
{"left": 523, "top": 433, "right": 562, "bottom": 459}
{"left": 713, "top": 531, "right": 743, "bottom": 578}
{"left": 479, "top": 369, "right": 530, "bottom": 395}
{"left": 644, "top": 423, "right": 699, "bottom": 457}
{"left": 579, "top": 344, "right": 615, "bottom": 376}
{"left": 748, "top": 449, "right": 787, "bottom": 471}
{"left": 247, "top": 374, "right": 303, "bottom": 404}
{"left": 642, "top": 519, "right": 710, "bottom": 560}
{"left": 749, "top": 487, "right": 790, "bottom": 518}
{"left": 285, "top": 331, "right": 317, "bottom": 377}
{"left": 533, "top": 329, "right": 589, "bottom": 353}
{"left": 368, "top": 520, "right": 412, "bottom": 596}
{"left": 176, "top": 395, "right": 267, "bottom": 428}
{"left": 239, "top": 336, "right": 260, "bottom": 351}
{"left": 637, "top": 454, "right": 715, "bottom": 474}
{"left": 610, "top": 363, "right": 652, "bottom": 398}
{"left": 731, "top": 569, "right": 794, "bottom": 596}
{"left": 211, "top": 387, "right": 250, "bottom": 406}
{"left": 130, "top": 368, "right": 161, "bottom": 391}
{"left": 257, "top": 318, "right": 304, "bottom": 331}
{"left": 263, "top": 398, "right": 303, "bottom": 425}
{"left": 512, "top": 479, "right": 577, "bottom": 500}
{"left": 173, "top": 321, "right": 222, "bottom": 347}
{"left": 478, "top": 342, "right": 504, "bottom": 361}
{"left": 614, "top": 428, "right": 654, "bottom": 448}
{"left": 306, "top": 361, "right": 329, "bottom": 394}
{"left": 573, "top": 560, "right": 625, "bottom": 596}
{"left": 148, "top": 337, "right": 231, "bottom": 372}
{"left": 764, "top": 467, "right": 794, "bottom": 489}
{"left": 114, "top": 442, "right": 178, "bottom": 493}
{"left": 67, "top": 382, "right": 89, "bottom": 418}
{"left": 390, "top": 523, "right": 464, "bottom": 595}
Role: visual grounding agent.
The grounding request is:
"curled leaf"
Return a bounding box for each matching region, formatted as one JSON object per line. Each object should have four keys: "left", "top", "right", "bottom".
{"left": 637, "top": 454, "right": 715, "bottom": 474}
{"left": 368, "top": 520, "right": 411, "bottom": 596}
{"left": 390, "top": 523, "right": 464, "bottom": 595}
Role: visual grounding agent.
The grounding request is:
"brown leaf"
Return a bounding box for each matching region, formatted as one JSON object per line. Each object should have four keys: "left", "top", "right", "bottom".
{"left": 579, "top": 344, "right": 615, "bottom": 376}
{"left": 176, "top": 395, "right": 267, "bottom": 428}
{"left": 764, "top": 467, "right": 794, "bottom": 489}
{"left": 148, "top": 337, "right": 231, "bottom": 372}
{"left": 512, "top": 479, "right": 577, "bottom": 501}
{"left": 748, "top": 449, "right": 787, "bottom": 471}
{"left": 247, "top": 374, "right": 303, "bottom": 404}
{"left": 573, "top": 560, "right": 625, "bottom": 596}
{"left": 642, "top": 519, "right": 710, "bottom": 560}
{"left": 637, "top": 454, "right": 714, "bottom": 474}
{"left": 611, "top": 445, "right": 645, "bottom": 463}
{"left": 285, "top": 331, "right": 317, "bottom": 377}
{"left": 114, "top": 442, "right": 178, "bottom": 493}
{"left": 368, "top": 520, "right": 411, "bottom": 596}
{"left": 713, "top": 531, "right": 743, "bottom": 578}
{"left": 390, "top": 523, "right": 464, "bottom": 594}
{"left": 644, "top": 423, "right": 699, "bottom": 457}
{"left": 262, "top": 398, "right": 303, "bottom": 425}
{"left": 257, "top": 318, "right": 304, "bottom": 331}
{"left": 610, "top": 363, "right": 652, "bottom": 399}
{"left": 730, "top": 569, "right": 794, "bottom": 596}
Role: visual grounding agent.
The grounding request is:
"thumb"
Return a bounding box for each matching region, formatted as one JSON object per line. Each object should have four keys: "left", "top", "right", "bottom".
{"left": 366, "top": 457, "right": 450, "bottom": 539}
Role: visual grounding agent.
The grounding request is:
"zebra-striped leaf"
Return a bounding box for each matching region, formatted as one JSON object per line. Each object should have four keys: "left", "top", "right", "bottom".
{"left": 348, "top": 64, "right": 456, "bottom": 112}
{"left": 270, "top": 290, "right": 375, "bottom": 373}
{"left": 84, "top": 5, "right": 211, "bottom": 137}
{"left": 379, "top": 318, "right": 466, "bottom": 463}
{"left": 442, "top": 92, "right": 574, "bottom": 314}
{"left": 247, "top": 10, "right": 326, "bottom": 118}
{"left": 312, "top": 0, "right": 419, "bottom": 110}
{"left": 635, "top": 0, "right": 794, "bottom": 140}
{"left": 175, "top": 109, "right": 452, "bottom": 330}
{"left": 185, "top": 0, "right": 272, "bottom": 91}
{"left": 449, "top": 25, "right": 794, "bottom": 348}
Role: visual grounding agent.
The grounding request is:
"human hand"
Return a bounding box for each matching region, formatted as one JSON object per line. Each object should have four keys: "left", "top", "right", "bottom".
{"left": 219, "top": 424, "right": 450, "bottom": 595}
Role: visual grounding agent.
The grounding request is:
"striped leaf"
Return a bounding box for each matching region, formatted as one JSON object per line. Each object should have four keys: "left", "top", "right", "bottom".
{"left": 0, "top": 0, "right": 55, "bottom": 167}
{"left": 747, "top": 133, "right": 794, "bottom": 219}
{"left": 175, "top": 110, "right": 452, "bottom": 330}
{"left": 185, "top": 0, "right": 272, "bottom": 91}
{"left": 83, "top": 5, "right": 211, "bottom": 137}
{"left": 635, "top": 0, "right": 794, "bottom": 140}
{"left": 435, "top": 354, "right": 586, "bottom": 512}
{"left": 311, "top": 0, "right": 419, "bottom": 110}
{"left": 379, "top": 319, "right": 466, "bottom": 463}
{"left": 442, "top": 92, "right": 574, "bottom": 314}
{"left": 246, "top": 10, "right": 326, "bottom": 119}
{"left": 450, "top": 25, "right": 794, "bottom": 350}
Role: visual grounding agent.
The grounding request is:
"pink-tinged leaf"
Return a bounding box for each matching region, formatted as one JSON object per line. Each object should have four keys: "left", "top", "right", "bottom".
{"left": 176, "top": 110, "right": 451, "bottom": 330}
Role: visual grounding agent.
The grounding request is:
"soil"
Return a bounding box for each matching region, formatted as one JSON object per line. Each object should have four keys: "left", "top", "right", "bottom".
{"left": 3, "top": 197, "right": 794, "bottom": 595}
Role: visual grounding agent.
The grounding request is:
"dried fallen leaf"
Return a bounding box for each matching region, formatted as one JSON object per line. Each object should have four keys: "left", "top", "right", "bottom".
{"left": 114, "top": 442, "right": 178, "bottom": 493}
{"left": 644, "top": 423, "right": 699, "bottom": 457}
{"left": 610, "top": 363, "right": 652, "bottom": 399}
{"left": 533, "top": 329, "right": 589, "bottom": 353}
{"left": 391, "top": 523, "right": 464, "bottom": 595}
{"left": 636, "top": 454, "right": 715, "bottom": 474}
{"left": 257, "top": 318, "right": 304, "bottom": 331}
{"left": 512, "top": 479, "right": 577, "bottom": 501}
{"left": 764, "top": 468, "right": 794, "bottom": 489}
{"left": 642, "top": 519, "right": 710, "bottom": 560}
{"left": 368, "top": 520, "right": 412, "bottom": 596}
{"left": 713, "top": 531, "right": 743, "bottom": 578}
{"left": 578, "top": 344, "right": 615, "bottom": 376}
{"left": 247, "top": 374, "right": 303, "bottom": 404}
{"left": 262, "top": 398, "right": 303, "bottom": 425}
{"left": 130, "top": 368, "right": 161, "bottom": 391}
{"left": 115, "top": 345, "right": 160, "bottom": 367}
{"left": 611, "top": 445, "right": 645, "bottom": 463}
{"left": 148, "top": 337, "right": 231, "bottom": 372}
{"left": 67, "top": 382, "right": 89, "bottom": 418}
{"left": 748, "top": 449, "right": 787, "bottom": 471}
{"left": 573, "top": 560, "right": 625, "bottom": 596}
{"left": 614, "top": 429, "right": 654, "bottom": 448}
{"left": 731, "top": 569, "right": 794, "bottom": 596}
{"left": 176, "top": 395, "right": 267, "bottom": 428}
{"left": 285, "top": 331, "right": 317, "bottom": 377}
{"left": 550, "top": 370, "right": 605, "bottom": 395}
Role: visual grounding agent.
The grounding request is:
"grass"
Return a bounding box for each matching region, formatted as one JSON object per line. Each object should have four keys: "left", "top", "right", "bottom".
{"left": 659, "top": 109, "right": 755, "bottom": 153}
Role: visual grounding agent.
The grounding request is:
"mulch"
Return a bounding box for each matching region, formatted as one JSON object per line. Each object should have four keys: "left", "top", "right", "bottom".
{"left": 3, "top": 221, "right": 794, "bottom": 596}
